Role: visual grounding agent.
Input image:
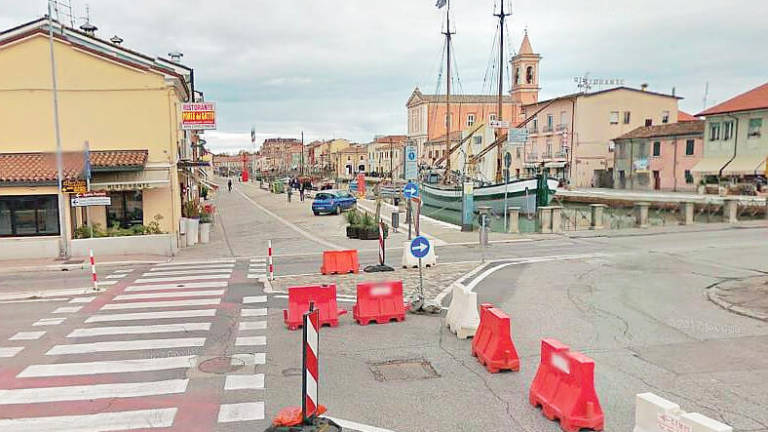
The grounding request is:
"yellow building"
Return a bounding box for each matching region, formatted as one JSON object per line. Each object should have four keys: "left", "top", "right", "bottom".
{"left": 0, "top": 18, "right": 197, "bottom": 257}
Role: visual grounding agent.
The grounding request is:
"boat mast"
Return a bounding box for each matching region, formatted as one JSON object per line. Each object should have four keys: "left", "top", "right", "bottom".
{"left": 495, "top": 0, "right": 510, "bottom": 183}
{"left": 442, "top": 0, "right": 454, "bottom": 184}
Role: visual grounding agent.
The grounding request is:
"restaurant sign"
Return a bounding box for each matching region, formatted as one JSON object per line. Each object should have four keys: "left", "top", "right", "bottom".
{"left": 181, "top": 102, "right": 216, "bottom": 130}
{"left": 61, "top": 179, "right": 87, "bottom": 194}
{"left": 71, "top": 192, "right": 111, "bottom": 207}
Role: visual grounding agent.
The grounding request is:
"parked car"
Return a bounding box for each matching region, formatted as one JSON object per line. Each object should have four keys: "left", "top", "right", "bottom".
{"left": 312, "top": 190, "right": 357, "bottom": 215}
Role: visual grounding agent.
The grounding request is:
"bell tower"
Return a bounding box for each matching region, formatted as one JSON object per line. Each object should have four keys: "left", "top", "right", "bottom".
{"left": 510, "top": 29, "right": 541, "bottom": 105}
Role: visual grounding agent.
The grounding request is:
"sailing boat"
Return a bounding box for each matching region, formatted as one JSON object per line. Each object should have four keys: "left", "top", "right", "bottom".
{"left": 421, "top": 0, "right": 558, "bottom": 216}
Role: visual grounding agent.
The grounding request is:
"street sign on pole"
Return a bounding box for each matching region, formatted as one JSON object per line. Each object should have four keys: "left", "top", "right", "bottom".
{"left": 403, "top": 181, "right": 419, "bottom": 199}
{"left": 404, "top": 145, "right": 418, "bottom": 180}
{"left": 504, "top": 152, "right": 512, "bottom": 169}
{"left": 409, "top": 235, "right": 430, "bottom": 259}
{"left": 489, "top": 120, "right": 510, "bottom": 129}
{"left": 71, "top": 193, "right": 111, "bottom": 207}
{"left": 507, "top": 128, "right": 529, "bottom": 143}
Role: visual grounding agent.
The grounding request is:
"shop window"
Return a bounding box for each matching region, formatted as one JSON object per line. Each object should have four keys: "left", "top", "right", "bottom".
{"left": 107, "top": 191, "right": 143, "bottom": 229}
{"left": 0, "top": 195, "right": 59, "bottom": 237}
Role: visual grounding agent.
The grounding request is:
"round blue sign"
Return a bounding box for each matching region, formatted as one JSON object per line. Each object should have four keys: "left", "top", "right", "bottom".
{"left": 410, "top": 235, "right": 430, "bottom": 259}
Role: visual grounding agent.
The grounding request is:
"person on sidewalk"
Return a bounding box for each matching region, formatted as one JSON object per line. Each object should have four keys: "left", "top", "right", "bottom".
{"left": 299, "top": 182, "right": 305, "bottom": 202}
{"left": 228, "top": 178, "right": 233, "bottom": 192}
{"left": 287, "top": 184, "right": 293, "bottom": 202}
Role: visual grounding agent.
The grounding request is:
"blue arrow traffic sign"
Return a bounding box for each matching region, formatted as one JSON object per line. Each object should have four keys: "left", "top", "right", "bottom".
{"left": 410, "top": 235, "right": 430, "bottom": 259}
{"left": 403, "top": 181, "right": 419, "bottom": 199}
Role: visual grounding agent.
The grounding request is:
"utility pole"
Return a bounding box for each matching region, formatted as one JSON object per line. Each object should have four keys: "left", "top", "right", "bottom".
{"left": 442, "top": 0, "right": 454, "bottom": 183}
{"left": 494, "top": 0, "right": 510, "bottom": 184}
{"left": 48, "top": 1, "right": 69, "bottom": 258}
{"left": 389, "top": 138, "right": 394, "bottom": 182}
{"left": 301, "top": 131, "right": 304, "bottom": 176}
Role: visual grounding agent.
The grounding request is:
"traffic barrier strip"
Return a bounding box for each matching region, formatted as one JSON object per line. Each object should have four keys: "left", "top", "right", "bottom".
{"left": 401, "top": 240, "right": 437, "bottom": 268}
{"left": 283, "top": 284, "right": 348, "bottom": 330}
{"left": 471, "top": 303, "right": 520, "bottom": 373}
{"left": 320, "top": 250, "right": 359, "bottom": 275}
{"left": 445, "top": 283, "right": 480, "bottom": 339}
{"left": 634, "top": 392, "right": 732, "bottom": 432}
{"left": 353, "top": 281, "right": 407, "bottom": 325}
{"left": 529, "top": 338, "right": 604, "bottom": 432}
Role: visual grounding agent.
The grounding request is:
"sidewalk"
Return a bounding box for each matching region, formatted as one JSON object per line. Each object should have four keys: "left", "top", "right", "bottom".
{"left": 0, "top": 254, "right": 168, "bottom": 274}
{"left": 708, "top": 275, "right": 768, "bottom": 321}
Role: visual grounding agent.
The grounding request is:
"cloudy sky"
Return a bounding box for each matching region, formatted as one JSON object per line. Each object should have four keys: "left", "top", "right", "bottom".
{"left": 3, "top": 0, "right": 766, "bottom": 153}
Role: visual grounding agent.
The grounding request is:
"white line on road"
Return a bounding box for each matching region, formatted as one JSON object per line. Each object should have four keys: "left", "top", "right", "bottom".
{"left": 125, "top": 281, "right": 228, "bottom": 292}
{"left": 9, "top": 331, "right": 45, "bottom": 341}
{"left": 0, "top": 379, "right": 189, "bottom": 405}
{"left": 0, "top": 347, "right": 23, "bottom": 358}
{"left": 235, "top": 336, "right": 266, "bottom": 346}
{"left": 155, "top": 258, "right": 235, "bottom": 267}
{"left": 224, "top": 374, "right": 264, "bottom": 390}
{"left": 142, "top": 268, "right": 233, "bottom": 277}
{"left": 243, "top": 296, "right": 267, "bottom": 304}
{"left": 100, "top": 298, "right": 221, "bottom": 310}
{"left": 18, "top": 356, "right": 198, "bottom": 378}
{"left": 247, "top": 274, "right": 266, "bottom": 279}
{"left": 325, "top": 416, "right": 396, "bottom": 432}
{"left": 0, "top": 408, "right": 177, "bottom": 431}
{"left": 230, "top": 353, "right": 265, "bottom": 366}
{"left": 238, "top": 321, "right": 267, "bottom": 331}
{"left": 46, "top": 337, "right": 206, "bottom": 355}
{"left": 68, "top": 296, "right": 96, "bottom": 304}
{"left": 114, "top": 269, "right": 134, "bottom": 273}
{"left": 150, "top": 263, "right": 236, "bottom": 271}
{"left": 67, "top": 323, "right": 211, "bottom": 338}
{"left": 97, "top": 281, "right": 118, "bottom": 286}
{"left": 113, "top": 290, "right": 226, "bottom": 301}
{"left": 218, "top": 402, "right": 265, "bottom": 422}
{"left": 86, "top": 309, "right": 217, "bottom": 323}
{"left": 106, "top": 274, "right": 127, "bottom": 279}
{"left": 237, "top": 189, "right": 343, "bottom": 250}
{"left": 33, "top": 317, "right": 65, "bottom": 326}
{"left": 135, "top": 274, "right": 231, "bottom": 283}
{"left": 0, "top": 288, "right": 90, "bottom": 301}
{"left": 52, "top": 306, "right": 82, "bottom": 314}
{"left": 241, "top": 308, "right": 268, "bottom": 317}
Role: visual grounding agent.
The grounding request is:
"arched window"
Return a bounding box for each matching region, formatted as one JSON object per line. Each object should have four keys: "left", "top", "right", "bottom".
{"left": 515, "top": 67, "right": 521, "bottom": 85}
{"left": 526, "top": 66, "right": 534, "bottom": 84}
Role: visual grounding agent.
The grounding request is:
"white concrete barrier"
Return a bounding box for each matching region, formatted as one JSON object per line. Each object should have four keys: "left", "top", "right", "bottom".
{"left": 444, "top": 283, "right": 479, "bottom": 339}
{"left": 634, "top": 393, "right": 732, "bottom": 432}
{"left": 401, "top": 240, "right": 437, "bottom": 268}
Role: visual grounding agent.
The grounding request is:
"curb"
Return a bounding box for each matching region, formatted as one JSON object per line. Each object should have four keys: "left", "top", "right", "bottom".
{"left": 706, "top": 285, "right": 768, "bottom": 322}
{"left": 0, "top": 259, "right": 169, "bottom": 275}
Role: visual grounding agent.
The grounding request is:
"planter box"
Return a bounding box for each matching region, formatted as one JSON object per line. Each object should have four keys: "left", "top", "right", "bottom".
{"left": 357, "top": 226, "right": 389, "bottom": 240}
{"left": 186, "top": 218, "right": 200, "bottom": 246}
{"left": 199, "top": 223, "right": 212, "bottom": 244}
{"left": 71, "top": 234, "right": 177, "bottom": 257}
{"left": 346, "top": 226, "right": 359, "bottom": 239}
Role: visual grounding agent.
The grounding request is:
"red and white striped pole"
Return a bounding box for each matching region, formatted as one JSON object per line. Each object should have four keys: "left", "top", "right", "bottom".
{"left": 302, "top": 305, "right": 320, "bottom": 423}
{"left": 89, "top": 248, "right": 99, "bottom": 292}
{"left": 268, "top": 240, "right": 274, "bottom": 281}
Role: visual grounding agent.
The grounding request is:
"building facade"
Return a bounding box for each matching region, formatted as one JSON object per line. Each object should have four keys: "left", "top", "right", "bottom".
{"left": 333, "top": 144, "right": 368, "bottom": 179}
{"left": 613, "top": 120, "right": 705, "bottom": 191}
{"left": 367, "top": 135, "right": 407, "bottom": 178}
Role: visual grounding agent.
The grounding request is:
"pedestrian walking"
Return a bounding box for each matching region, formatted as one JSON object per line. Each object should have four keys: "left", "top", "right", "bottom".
{"left": 228, "top": 178, "right": 232, "bottom": 193}
{"left": 299, "top": 182, "right": 305, "bottom": 201}
{"left": 287, "top": 184, "right": 293, "bottom": 202}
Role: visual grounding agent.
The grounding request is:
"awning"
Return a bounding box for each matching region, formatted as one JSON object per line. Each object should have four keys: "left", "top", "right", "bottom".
{"left": 91, "top": 168, "right": 170, "bottom": 191}
{"left": 690, "top": 156, "right": 731, "bottom": 174}
{"left": 544, "top": 162, "right": 566, "bottom": 168}
{"left": 721, "top": 155, "right": 767, "bottom": 175}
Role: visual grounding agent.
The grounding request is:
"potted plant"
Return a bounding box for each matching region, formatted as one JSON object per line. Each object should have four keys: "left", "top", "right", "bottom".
{"left": 185, "top": 201, "right": 200, "bottom": 246}
{"left": 345, "top": 209, "right": 361, "bottom": 238}
{"left": 358, "top": 212, "right": 388, "bottom": 240}
{"left": 199, "top": 207, "right": 213, "bottom": 244}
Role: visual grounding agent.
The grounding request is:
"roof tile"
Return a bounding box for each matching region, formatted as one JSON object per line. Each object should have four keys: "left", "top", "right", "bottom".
{"left": 696, "top": 82, "right": 768, "bottom": 116}
{"left": 0, "top": 150, "right": 147, "bottom": 183}
{"left": 614, "top": 120, "right": 705, "bottom": 140}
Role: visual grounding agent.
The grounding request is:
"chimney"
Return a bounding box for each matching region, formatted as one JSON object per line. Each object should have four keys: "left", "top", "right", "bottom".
{"left": 671, "top": 86, "right": 676, "bottom": 96}
{"left": 109, "top": 35, "right": 123, "bottom": 45}
{"left": 641, "top": 83, "right": 648, "bottom": 92}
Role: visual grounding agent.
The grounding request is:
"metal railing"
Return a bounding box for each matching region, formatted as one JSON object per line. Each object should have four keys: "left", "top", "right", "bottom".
{"left": 543, "top": 126, "right": 554, "bottom": 133}
{"left": 556, "top": 124, "right": 568, "bottom": 131}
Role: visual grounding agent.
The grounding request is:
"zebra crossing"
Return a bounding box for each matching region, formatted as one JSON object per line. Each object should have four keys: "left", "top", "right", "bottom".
{"left": 0, "top": 258, "right": 270, "bottom": 431}
{"left": 247, "top": 257, "right": 267, "bottom": 279}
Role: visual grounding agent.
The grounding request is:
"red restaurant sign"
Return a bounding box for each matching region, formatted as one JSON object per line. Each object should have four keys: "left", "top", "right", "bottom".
{"left": 181, "top": 102, "right": 216, "bottom": 130}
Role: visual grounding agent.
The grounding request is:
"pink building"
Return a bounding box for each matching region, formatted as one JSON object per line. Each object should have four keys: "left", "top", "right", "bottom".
{"left": 613, "top": 119, "right": 705, "bottom": 191}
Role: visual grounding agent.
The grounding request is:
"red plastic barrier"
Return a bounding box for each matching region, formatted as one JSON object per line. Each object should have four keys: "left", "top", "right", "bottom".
{"left": 470, "top": 303, "right": 520, "bottom": 373}
{"left": 353, "top": 281, "right": 407, "bottom": 325}
{"left": 320, "top": 250, "right": 359, "bottom": 275}
{"left": 529, "top": 338, "right": 604, "bottom": 432}
{"left": 282, "top": 284, "right": 347, "bottom": 330}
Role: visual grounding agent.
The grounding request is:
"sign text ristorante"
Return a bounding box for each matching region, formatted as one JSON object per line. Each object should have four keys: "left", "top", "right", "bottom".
{"left": 181, "top": 102, "right": 216, "bottom": 130}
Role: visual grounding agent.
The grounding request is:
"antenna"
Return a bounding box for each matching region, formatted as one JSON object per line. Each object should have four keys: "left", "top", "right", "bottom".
{"left": 702, "top": 81, "right": 709, "bottom": 110}
{"left": 78, "top": 3, "right": 97, "bottom": 35}
{"left": 48, "top": 0, "right": 75, "bottom": 31}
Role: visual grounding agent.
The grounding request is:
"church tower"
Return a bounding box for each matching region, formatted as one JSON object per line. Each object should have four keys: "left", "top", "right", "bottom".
{"left": 510, "top": 30, "right": 541, "bottom": 105}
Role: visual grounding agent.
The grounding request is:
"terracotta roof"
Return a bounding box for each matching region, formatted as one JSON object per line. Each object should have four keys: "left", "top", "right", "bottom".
{"left": 678, "top": 111, "right": 699, "bottom": 122}
{"left": 614, "top": 120, "right": 705, "bottom": 140}
{"left": 696, "top": 82, "right": 768, "bottom": 116}
{"left": 0, "top": 150, "right": 147, "bottom": 184}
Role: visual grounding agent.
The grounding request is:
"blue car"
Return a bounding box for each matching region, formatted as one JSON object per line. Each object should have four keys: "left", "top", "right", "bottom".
{"left": 312, "top": 190, "right": 357, "bottom": 215}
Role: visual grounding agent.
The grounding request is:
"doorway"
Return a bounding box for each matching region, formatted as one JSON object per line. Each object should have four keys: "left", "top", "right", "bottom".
{"left": 653, "top": 170, "right": 661, "bottom": 190}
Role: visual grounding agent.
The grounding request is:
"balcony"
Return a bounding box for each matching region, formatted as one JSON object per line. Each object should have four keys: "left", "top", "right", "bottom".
{"left": 556, "top": 124, "right": 568, "bottom": 132}
{"left": 526, "top": 152, "right": 539, "bottom": 161}
{"left": 541, "top": 151, "right": 553, "bottom": 159}
{"left": 528, "top": 126, "right": 538, "bottom": 134}
{"left": 553, "top": 150, "right": 567, "bottom": 159}
{"left": 543, "top": 125, "right": 554, "bottom": 133}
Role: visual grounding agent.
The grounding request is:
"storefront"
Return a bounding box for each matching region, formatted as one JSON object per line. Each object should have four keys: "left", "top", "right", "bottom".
{"left": 0, "top": 194, "right": 59, "bottom": 237}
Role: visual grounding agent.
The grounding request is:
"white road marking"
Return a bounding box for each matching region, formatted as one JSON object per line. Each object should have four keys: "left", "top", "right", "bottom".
{"left": 86, "top": 309, "right": 217, "bottom": 323}
{"left": 9, "top": 331, "right": 45, "bottom": 341}
{"left": 0, "top": 347, "right": 23, "bottom": 358}
{"left": 46, "top": 337, "right": 206, "bottom": 355}
{"left": 218, "top": 402, "right": 265, "bottom": 422}
{"left": 33, "top": 317, "right": 65, "bottom": 326}
{"left": 224, "top": 374, "right": 264, "bottom": 390}
{"left": 237, "top": 189, "right": 342, "bottom": 250}
{"left": 0, "top": 379, "right": 189, "bottom": 405}
{"left": 114, "top": 269, "right": 134, "bottom": 273}
{"left": 325, "top": 417, "right": 396, "bottom": 432}
{"left": 125, "top": 281, "right": 228, "bottom": 292}
{"left": 238, "top": 321, "right": 267, "bottom": 331}
{"left": 155, "top": 259, "right": 235, "bottom": 267}
{"left": 68, "top": 296, "right": 96, "bottom": 304}
{"left": 135, "top": 274, "right": 231, "bottom": 283}
{"left": 243, "top": 296, "right": 267, "bottom": 304}
{"left": 113, "top": 290, "right": 226, "bottom": 301}
{"left": 101, "top": 298, "right": 221, "bottom": 310}
{"left": 52, "top": 306, "right": 82, "bottom": 314}
{"left": 230, "top": 353, "right": 266, "bottom": 366}
{"left": 273, "top": 294, "right": 355, "bottom": 303}
{"left": 241, "top": 308, "right": 268, "bottom": 317}
{"left": 142, "top": 269, "right": 233, "bottom": 277}
{"left": 0, "top": 288, "right": 89, "bottom": 301}
{"left": 247, "top": 274, "right": 265, "bottom": 279}
{"left": 97, "top": 281, "right": 118, "bottom": 286}
{"left": 235, "top": 336, "right": 266, "bottom": 346}
{"left": 106, "top": 274, "right": 127, "bottom": 279}
{"left": 149, "top": 263, "right": 236, "bottom": 271}
{"left": 0, "top": 408, "right": 177, "bottom": 431}
{"left": 18, "top": 356, "right": 198, "bottom": 378}
{"left": 68, "top": 323, "right": 211, "bottom": 338}
{"left": 249, "top": 258, "right": 266, "bottom": 263}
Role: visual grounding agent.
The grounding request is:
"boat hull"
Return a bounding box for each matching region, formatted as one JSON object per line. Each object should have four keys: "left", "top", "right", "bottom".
{"left": 422, "top": 178, "right": 558, "bottom": 215}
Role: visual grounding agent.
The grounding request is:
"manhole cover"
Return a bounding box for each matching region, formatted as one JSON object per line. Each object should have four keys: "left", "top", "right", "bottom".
{"left": 282, "top": 367, "right": 302, "bottom": 377}
{"left": 368, "top": 358, "right": 439, "bottom": 382}
{"left": 198, "top": 356, "right": 243, "bottom": 374}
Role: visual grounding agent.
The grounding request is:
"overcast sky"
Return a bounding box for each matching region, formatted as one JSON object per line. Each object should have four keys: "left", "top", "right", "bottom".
{"left": 3, "top": 0, "right": 766, "bottom": 153}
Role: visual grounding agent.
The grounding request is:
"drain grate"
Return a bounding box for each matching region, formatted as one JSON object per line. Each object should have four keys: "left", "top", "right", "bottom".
{"left": 368, "top": 358, "right": 439, "bottom": 382}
